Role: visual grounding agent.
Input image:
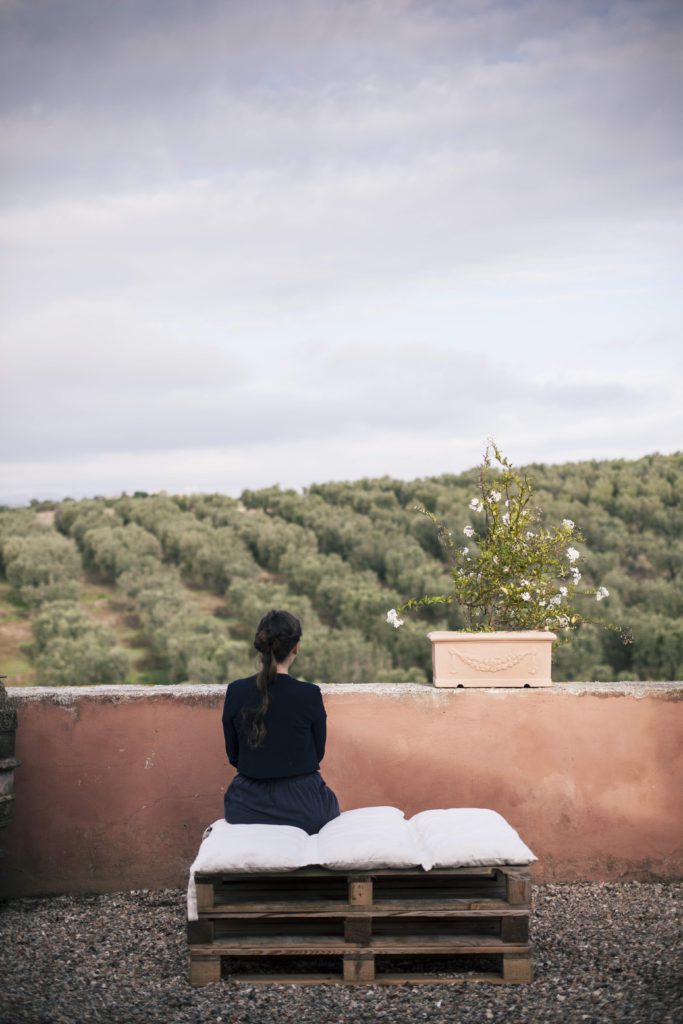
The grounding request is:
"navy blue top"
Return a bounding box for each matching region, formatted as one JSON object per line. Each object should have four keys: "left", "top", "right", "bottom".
{"left": 222, "top": 673, "right": 327, "bottom": 779}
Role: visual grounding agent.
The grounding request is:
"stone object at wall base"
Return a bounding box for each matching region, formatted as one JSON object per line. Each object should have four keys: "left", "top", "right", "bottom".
{"left": 0, "top": 682, "right": 20, "bottom": 834}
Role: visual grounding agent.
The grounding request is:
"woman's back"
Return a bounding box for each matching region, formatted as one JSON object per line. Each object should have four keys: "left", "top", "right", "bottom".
{"left": 222, "top": 672, "right": 327, "bottom": 779}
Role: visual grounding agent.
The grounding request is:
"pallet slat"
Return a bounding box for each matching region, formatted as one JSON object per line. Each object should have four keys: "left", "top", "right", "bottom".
{"left": 194, "top": 866, "right": 510, "bottom": 880}
{"left": 190, "top": 936, "right": 531, "bottom": 954}
{"left": 218, "top": 971, "right": 518, "bottom": 986}
{"left": 197, "top": 905, "right": 528, "bottom": 921}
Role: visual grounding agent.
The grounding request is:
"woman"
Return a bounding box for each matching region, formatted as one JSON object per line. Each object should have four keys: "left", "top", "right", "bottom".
{"left": 222, "top": 609, "right": 340, "bottom": 835}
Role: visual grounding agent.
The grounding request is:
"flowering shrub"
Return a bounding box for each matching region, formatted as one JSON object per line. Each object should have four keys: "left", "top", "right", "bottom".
{"left": 387, "top": 440, "right": 614, "bottom": 633}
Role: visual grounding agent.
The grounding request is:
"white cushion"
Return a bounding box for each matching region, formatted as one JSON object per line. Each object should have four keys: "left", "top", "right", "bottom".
{"left": 316, "top": 806, "right": 429, "bottom": 871}
{"left": 187, "top": 819, "right": 313, "bottom": 920}
{"left": 191, "top": 819, "right": 312, "bottom": 872}
{"left": 410, "top": 808, "right": 537, "bottom": 868}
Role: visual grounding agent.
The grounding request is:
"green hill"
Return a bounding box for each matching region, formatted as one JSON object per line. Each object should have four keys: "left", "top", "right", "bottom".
{"left": 1, "top": 451, "right": 681, "bottom": 685}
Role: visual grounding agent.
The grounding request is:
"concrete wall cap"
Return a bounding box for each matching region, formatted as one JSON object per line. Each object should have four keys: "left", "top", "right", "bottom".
{"left": 6, "top": 680, "right": 683, "bottom": 703}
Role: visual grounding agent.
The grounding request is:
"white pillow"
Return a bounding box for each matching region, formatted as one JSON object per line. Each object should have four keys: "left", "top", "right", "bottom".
{"left": 316, "top": 806, "right": 428, "bottom": 870}
{"left": 410, "top": 808, "right": 537, "bottom": 869}
{"left": 187, "top": 819, "right": 314, "bottom": 920}
{"left": 191, "top": 819, "right": 313, "bottom": 873}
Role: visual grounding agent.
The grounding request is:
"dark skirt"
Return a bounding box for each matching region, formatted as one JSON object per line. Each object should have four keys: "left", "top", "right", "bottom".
{"left": 224, "top": 771, "right": 340, "bottom": 836}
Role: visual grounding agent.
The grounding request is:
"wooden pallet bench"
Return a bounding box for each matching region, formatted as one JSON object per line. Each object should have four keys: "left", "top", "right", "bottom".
{"left": 188, "top": 864, "right": 533, "bottom": 986}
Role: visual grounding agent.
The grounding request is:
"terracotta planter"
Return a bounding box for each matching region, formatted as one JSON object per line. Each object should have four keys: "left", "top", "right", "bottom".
{"left": 428, "top": 630, "right": 557, "bottom": 688}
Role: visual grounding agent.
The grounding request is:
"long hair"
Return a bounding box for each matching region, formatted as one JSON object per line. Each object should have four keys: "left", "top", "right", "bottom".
{"left": 243, "top": 609, "right": 302, "bottom": 749}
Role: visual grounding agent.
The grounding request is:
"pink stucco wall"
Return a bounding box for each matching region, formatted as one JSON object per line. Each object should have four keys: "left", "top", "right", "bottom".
{"left": 1, "top": 682, "right": 681, "bottom": 897}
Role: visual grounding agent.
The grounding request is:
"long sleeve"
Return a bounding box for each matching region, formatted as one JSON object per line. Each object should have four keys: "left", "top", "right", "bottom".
{"left": 222, "top": 686, "right": 239, "bottom": 768}
{"left": 311, "top": 688, "right": 327, "bottom": 762}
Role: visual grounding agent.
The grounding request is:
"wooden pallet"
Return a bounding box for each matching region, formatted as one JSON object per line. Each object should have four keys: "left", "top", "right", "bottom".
{"left": 188, "top": 865, "right": 533, "bottom": 986}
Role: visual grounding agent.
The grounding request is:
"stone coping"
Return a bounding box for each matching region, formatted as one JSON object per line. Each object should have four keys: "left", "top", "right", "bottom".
{"left": 5, "top": 680, "right": 683, "bottom": 704}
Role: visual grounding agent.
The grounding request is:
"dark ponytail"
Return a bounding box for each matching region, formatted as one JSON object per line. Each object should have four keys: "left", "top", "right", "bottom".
{"left": 243, "top": 609, "right": 302, "bottom": 749}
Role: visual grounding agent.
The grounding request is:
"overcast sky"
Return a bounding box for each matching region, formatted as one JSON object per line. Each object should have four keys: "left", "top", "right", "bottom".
{"left": 1, "top": 0, "right": 681, "bottom": 503}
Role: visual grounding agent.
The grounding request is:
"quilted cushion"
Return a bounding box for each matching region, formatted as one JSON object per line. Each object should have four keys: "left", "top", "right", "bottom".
{"left": 410, "top": 808, "right": 537, "bottom": 868}
{"left": 191, "top": 818, "right": 312, "bottom": 873}
{"left": 316, "top": 806, "right": 429, "bottom": 870}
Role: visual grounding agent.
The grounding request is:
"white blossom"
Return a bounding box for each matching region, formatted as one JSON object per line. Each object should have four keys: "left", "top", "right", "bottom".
{"left": 463, "top": 525, "right": 475, "bottom": 538}
{"left": 461, "top": 547, "right": 469, "bottom": 556}
{"left": 571, "top": 567, "right": 582, "bottom": 583}
{"left": 559, "top": 586, "right": 568, "bottom": 596}
{"left": 386, "top": 608, "right": 404, "bottom": 629}
{"left": 562, "top": 518, "right": 575, "bottom": 530}
{"left": 502, "top": 512, "right": 510, "bottom": 525}
{"left": 526, "top": 531, "right": 535, "bottom": 539}
{"left": 469, "top": 498, "right": 484, "bottom": 512}
{"left": 488, "top": 490, "right": 502, "bottom": 503}
{"left": 521, "top": 592, "right": 531, "bottom": 601}
{"left": 539, "top": 599, "right": 546, "bottom": 607}
{"left": 567, "top": 547, "right": 580, "bottom": 562}
{"left": 596, "top": 586, "right": 610, "bottom": 601}
{"left": 505, "top": 499, "right": 510, "bottom": 507}
{"left": 520, "top": 579, "right": 530, "bottom": 586}
{"left": 548, "top": 595, "right": 562, "bottom": 606}
{"left": 558, "top": 615, "right": 570, "bottom": 627}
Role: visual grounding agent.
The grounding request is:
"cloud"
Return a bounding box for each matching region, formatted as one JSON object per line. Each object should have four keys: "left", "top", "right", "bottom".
{"left": 1, "top": 0, "right": 682, "bottom": 500}
{"left": 0, "top": 301, "right": 251, "bottom": 458}
{"left": 1, "top": 300, "right": 245, "bottom": 392}
{"left": 2, "top": 403, "right": 681, "bottom": 506}
{"left": 2, "top": 0, "right": 682, "bottom": 209}
{"left": 2, "top": 0, "right": 682, "bottom": 313}
{"left": 2, "top": 304, "right": 677, "bottom": 477}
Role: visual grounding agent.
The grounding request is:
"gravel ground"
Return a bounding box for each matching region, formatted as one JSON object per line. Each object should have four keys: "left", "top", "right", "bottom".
{"left": 0, "top": 882, "right": 681, "bottom": 1024}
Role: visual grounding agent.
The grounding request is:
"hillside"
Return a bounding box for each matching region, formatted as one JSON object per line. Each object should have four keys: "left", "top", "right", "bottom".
{"left": 1, "top": 451, "right": 681, "bottom": 685}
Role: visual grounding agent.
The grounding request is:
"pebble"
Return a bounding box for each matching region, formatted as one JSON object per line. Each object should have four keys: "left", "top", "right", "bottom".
{"left": 0, "top": 882, "right": 681, "bottom": 1023}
